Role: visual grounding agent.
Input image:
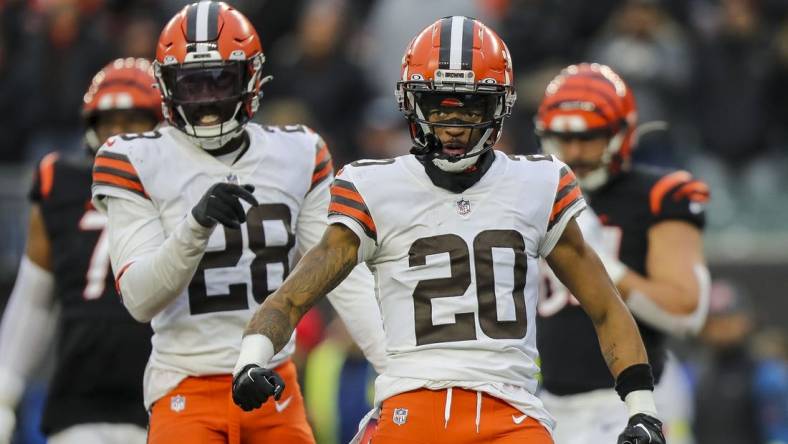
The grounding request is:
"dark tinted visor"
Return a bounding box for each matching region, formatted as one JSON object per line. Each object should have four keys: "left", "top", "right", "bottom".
{"left": 168, "top": 63, "right": 243, "bottom": 102}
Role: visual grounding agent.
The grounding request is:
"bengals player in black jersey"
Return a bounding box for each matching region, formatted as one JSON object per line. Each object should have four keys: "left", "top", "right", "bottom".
{"left": 535, "top": 63, "right": 710, "bottom": 444}
{"left": 0, "top": 58, "right": 162, "bottom": 444}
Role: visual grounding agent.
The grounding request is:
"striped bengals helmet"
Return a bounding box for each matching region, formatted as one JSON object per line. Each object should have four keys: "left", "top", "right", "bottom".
{"left": 154, "top": 1, "right": 268, "bottom": 150}
{"left": 82, "top": 57, "right": 163, "bottom": 151}
{"left": 396, "top": 16, "right": 516, "bottom": 172}
{"left": 535, "top": 63, "right": 637, "bottom": 190}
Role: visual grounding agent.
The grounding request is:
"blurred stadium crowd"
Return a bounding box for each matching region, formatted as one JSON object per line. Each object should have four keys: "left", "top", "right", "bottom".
{"left": 0, "top": 0, "right": 786, "bottom": 443}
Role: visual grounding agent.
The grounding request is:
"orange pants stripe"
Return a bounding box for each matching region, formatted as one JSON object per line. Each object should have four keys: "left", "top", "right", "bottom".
{"left": 370, "top": 388, "right": 553, "bottom": 444}
{"left": 148, "top": 360, "right": 314, "bottom": 444}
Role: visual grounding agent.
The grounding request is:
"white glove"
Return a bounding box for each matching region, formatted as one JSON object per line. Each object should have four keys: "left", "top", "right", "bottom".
{"left": 0, "top": 404, "right": 15, "bottom": 444}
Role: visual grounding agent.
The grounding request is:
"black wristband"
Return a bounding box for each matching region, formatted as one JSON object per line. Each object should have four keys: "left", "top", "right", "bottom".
{"left": 614, "top": 363, "right": 654, "bottom": 401}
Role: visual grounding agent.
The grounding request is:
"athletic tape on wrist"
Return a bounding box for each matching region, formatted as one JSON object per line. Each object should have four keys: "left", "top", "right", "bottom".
{"left": 233, "top": 334, "right": 275, "bottom": 378}
{"left": 624, "top": 390, "right": 658, "bottom": 418}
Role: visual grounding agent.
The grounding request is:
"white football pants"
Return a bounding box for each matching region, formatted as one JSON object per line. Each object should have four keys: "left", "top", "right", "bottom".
{"left": 541, "top": 353, "right": 695, "bottom": 444}
{"left": 47, "top": 423, "right": 146, "bottom": 444}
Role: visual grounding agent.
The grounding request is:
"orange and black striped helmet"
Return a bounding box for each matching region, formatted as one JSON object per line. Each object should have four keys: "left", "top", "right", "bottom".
{"left": 396, "top": 16, "right": 516, "bottom": 172}
{"left": 82, "top": 57, "right": 163, "bottom": 151}
{"left": 535, "top": 63, "right": 637, "bottom": 189}
{"left": 154, "top": 1, "right": 268, "bottom": 150}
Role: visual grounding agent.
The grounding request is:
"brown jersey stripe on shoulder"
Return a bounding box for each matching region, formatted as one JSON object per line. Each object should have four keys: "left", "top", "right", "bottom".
{"left": 312, "top": 164, "right": 333, "bottom": 188}
{"left": 650, "top": 171, "right": 693, "bottom": 215}
{"left": 93, "top": 166, "right": 143, "bottom": 184}
{"left": 96, "top": 151, "right": 133, "bottom": 163}
{"left": 329, "top": 178, "right": 376, "bottom": 239}
{"left": 332, "top": 178, "right": 360, "bottom": 193}
{"left": 94, "top": 156, "right": 139, "bottom": 178}
{"left": 310, "top": 141, "right": 334, "bottom": 191}
{"left": 331, "top": 185, "right": 366, "bottom": 205}
{"left": 329, "top": 201, "right": 377, "bottom": 240}
{"left": 93, "top": 173, "right": 149, "bottom": 198}
{"left": 331, "top": 194, "right": 369, "bottom": 215}
{"left": 39, "top": 152, "right": 59, "bottom": 200}
{"left": 557, "top": 166, "right": 576, "bottom": 188}
{"left": 554, "top": 179, "right": 579, "bottom": 205}
{"left": 555, "top": 167, "right": 577, "bottom": 202}
{"left": 548, "top": 186, "right": 582, "bottom": 231}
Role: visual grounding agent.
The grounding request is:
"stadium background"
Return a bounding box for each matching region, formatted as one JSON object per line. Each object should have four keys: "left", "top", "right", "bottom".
{"left": 0, "top": 0, "right": 785, "bottom": 443}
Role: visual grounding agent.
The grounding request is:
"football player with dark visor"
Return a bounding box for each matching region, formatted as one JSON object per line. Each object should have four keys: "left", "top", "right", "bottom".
{"left": 159, "top": 62, "right": 244, "bottom": 127}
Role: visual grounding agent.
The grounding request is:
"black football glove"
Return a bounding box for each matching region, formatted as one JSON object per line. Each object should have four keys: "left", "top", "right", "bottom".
{"left": 192, "top": 183, "right": 258, "bottom": 229}
{"left": 617, "top": 413, "right": 666, "bottom": 444}
{"left": 232, "top": 364, "right": 285, "bottom": 412}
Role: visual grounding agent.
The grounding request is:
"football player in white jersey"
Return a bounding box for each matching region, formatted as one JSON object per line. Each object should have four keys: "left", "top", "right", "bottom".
{"left": 90, "top": 2, "right": 386, "bottom": 443}
{"left": 233, "top": 16, "right": 665, "bottom": 444}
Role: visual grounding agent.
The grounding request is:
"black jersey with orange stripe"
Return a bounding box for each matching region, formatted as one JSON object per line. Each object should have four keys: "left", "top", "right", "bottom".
{"left": 27, "top": 151, "right": 151, "bottom": 434}
{"left": 537, "top": 165, "right": 708, "bottom": 395}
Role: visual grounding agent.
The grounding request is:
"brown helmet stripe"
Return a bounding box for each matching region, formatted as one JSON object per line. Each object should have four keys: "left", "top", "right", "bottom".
{"left": 438, "top": 17, "right": 453, "bottom": 69}
{"left": 438, "top": 16, "right": 475, "bottom": 71}
{"left": 185, "top": 3, "right": 198, "bottom": 42}
{"left": 186, "top": 1, "right": 220, "bottom": 43}
{"left": 204, "top": 1, "right": 220, "bottom": 41}
{"left": 460, "top": 17, "right": 474, "bottom": 69}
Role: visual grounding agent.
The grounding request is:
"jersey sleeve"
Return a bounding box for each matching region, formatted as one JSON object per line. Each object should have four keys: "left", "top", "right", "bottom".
{"left": 648, "top": 170, "right": 708, "bottom": 228}
{"left": 309, "top": 136, "right": 334, "bottom": 193}
{"left": 91, "top": 138, "right": 150, "bottom": 212}
{"left": 28, "top": 152, "right": 59, "bottom": 203}
{"left": 539, "top": 161, "right": 587, "bottom": 258}
{"left": 326, "top": 168, "right": 378, "bottom": 263}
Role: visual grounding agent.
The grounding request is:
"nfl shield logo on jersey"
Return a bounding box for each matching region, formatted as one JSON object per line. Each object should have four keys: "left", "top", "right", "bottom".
{"left": 456, "top": 198, "right": 471, "bottom": 216}
{"left": 170, "top": 395, "right": 186, "bottom": 412}
{"left": 393, "top": 408, "right": 409, "bottom": 426}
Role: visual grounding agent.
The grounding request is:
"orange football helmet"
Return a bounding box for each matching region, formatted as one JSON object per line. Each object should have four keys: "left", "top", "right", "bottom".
{"left": 82, "top": 57, "right": 163, "bottom": 151}
{"left": 396, "top": 16, "right": 516, "bottom": 172}
{"left": 535, "top": 63, "right": 637, "bottom": 190}
{"left": 153, "top": 1, "right": 268, "bottom": 150}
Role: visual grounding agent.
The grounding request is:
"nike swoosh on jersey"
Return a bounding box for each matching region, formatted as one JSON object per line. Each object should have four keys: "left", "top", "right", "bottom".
{"left": 274, "top": 396, "right": 293, "bottom": 413}
{"left": 512, "top": 414, "right": 528, "bottom": 425}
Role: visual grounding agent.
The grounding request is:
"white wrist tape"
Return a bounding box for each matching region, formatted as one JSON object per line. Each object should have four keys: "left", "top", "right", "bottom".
{"left": 233, "top": 334, "right": 275, "bottom": 378}
{"left": 625, "top": 389, "right": 658, "bottom": 418}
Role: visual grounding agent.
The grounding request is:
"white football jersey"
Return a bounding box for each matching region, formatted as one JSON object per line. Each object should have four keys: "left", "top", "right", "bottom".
{"left": 91, "top": 123, "right": 337, "bottom": 405}
{"left": 327, "top": 151, "right": 585, "bottom": 424}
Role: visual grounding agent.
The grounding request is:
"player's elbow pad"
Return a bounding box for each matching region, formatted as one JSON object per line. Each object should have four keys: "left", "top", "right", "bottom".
{"left": 626, "top": 264, "right": 711, "bottom": 337}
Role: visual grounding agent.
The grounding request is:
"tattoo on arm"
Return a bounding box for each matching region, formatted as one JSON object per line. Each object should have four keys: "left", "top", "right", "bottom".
{"left": 244, "top": 226, "right": 359, "bottom": 351}
{"left": 603, "top": 343, "right": 620, "bottom": 370}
